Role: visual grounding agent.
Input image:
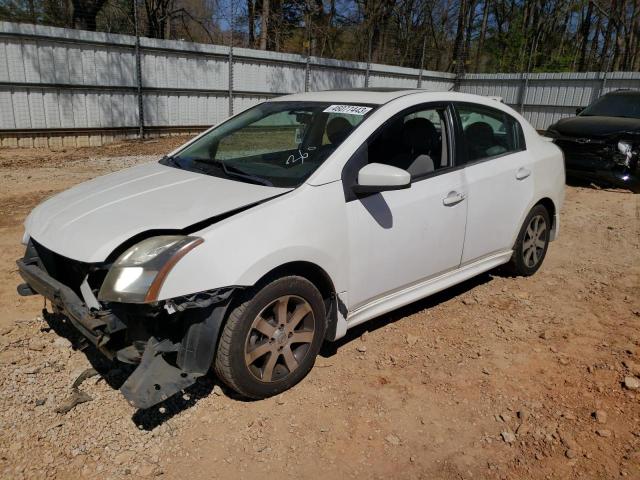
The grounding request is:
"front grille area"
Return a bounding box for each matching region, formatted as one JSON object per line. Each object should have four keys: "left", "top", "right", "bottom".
{"left": 31, "top": 239, "right": 90, "bottom": 297}
{"left": 554, "top": 138, "right": 615, "bottom": 171}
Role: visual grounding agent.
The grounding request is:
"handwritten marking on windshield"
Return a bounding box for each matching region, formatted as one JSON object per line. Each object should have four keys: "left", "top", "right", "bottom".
{"left": 286, "top": 150, "right": 309, "bottom": 165}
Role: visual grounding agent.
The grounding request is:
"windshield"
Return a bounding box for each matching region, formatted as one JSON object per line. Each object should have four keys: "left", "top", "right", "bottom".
{"left": 581, "top": 93, "right": 640, "bottom": 119}
{"left": 162, "top": 101, "right": 375, "bottom": 187}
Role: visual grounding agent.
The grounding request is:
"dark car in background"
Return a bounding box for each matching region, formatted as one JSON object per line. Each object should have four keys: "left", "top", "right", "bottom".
{"left": 546, "top": 89, "right": 639, "bottom": 192}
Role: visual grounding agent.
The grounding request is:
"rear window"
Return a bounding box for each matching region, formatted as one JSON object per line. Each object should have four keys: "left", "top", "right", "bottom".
{"left": 456, "top": 104, "right": 526, "bottom": 162}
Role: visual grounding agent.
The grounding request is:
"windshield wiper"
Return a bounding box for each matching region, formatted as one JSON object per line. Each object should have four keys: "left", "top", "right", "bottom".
{"left": 219, "top": 162, "right": 274, "bottom": 187}
{"left": 160, "top": 155, "right": 184, "bottom": 169}
{"left": 191, "top": 159, "right": 273, "bottom": 187}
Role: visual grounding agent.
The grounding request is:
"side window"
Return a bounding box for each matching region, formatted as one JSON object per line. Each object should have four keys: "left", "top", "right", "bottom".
{"left": 457, "top": 104, "right": 525, "bottom": 162}
{"left": 364, "top": 106, "right": 449, "bottom": 180}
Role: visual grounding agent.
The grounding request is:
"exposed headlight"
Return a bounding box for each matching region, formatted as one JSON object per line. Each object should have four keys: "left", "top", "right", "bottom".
{"left": 98, "top": 235, "right": 203, "bottom": 303}
{"left": 618, "top": 141, "right": 632, "bottom": 156}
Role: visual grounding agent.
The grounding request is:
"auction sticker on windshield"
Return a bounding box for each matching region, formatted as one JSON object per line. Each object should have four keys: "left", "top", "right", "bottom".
{"left": 323, "top": 105, "right": 373, "bottom": 115}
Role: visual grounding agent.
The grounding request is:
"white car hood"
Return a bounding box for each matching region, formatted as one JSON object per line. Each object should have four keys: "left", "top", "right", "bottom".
{"left": 25, "top": 161, "right": 290, "bottom": 262}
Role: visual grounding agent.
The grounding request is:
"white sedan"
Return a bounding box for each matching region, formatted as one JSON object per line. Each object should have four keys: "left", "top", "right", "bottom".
{"left": 17, "top": 90, "right": 565, "bottom": 408}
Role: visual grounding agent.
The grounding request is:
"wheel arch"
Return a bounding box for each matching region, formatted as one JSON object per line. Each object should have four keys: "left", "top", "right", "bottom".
{"left": 535, "top": 197, "right": 557, "bottom": 239}
{"left": 251, "top": 261, "right": 340, "bottom": 341}
{"left": 510, "top": 195, "right": 560, "bottom": 250}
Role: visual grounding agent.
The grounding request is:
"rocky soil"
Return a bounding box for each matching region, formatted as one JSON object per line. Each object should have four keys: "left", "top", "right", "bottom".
{"left": 0, "top": 138, "right": 639, "bottom": 479}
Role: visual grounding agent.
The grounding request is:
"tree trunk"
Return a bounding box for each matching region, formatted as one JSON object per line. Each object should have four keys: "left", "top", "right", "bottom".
{"left": 620, "top": 0, "right": 636, "bottom": 70}
{"left": 320, "top": 0, "right": 336, "bottom": 57}
{"left": 451, "top": 0, "right": 467, "bottom": 72}
{"left": 577, "top": 0, "right": 593, "bottom": 71}
{"left": 259, "top": 0, "right": 269, "bottom": 50}
{"left": 144, "top": 0, "right": 172, "bottom": 39}
{"left": 474, "top": 0, "right": 489, "bottom": 72}
{"left": 587, "top": 14, "right": 602, "bottom": 70}
{"left": 27, "top": 0, "right": 36, "bottom": 23}
{"left": 248, "top": 0, "right": 255, "bottom": 47}
{"left": 633, "top": 0, "right": 640, "bottom": 70}
{"left": 600, "top": 0, "right": 617, "bottom": 70}
{"left": 463, "top": 0, "right": 477, "bottom": 72}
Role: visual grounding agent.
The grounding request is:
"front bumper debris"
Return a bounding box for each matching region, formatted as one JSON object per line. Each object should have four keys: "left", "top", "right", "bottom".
{"left": 17, "top": 244, "right": 235, "bottom": 409}
{"left": 17, "top": 258, "right": 125, "bottom": 356}
{"left": 120, "top": 337, "right": 198, "bottom": 409}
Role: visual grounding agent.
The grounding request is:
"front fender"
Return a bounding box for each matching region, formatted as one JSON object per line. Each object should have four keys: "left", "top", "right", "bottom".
{"left": 157, "top": 181, "right": 348, "bottom": 300}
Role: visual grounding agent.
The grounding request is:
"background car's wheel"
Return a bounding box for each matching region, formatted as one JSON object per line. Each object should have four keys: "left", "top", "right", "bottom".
{"left": 508, "top": 204, "right": 551, "bottom": 276}
{"left": 214, "top": 276, "right": 326, "bottom": 399}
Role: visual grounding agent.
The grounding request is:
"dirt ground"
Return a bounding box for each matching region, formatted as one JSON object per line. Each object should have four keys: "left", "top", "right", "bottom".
{"left": 0, "top": 138, "right": 639, "bottom": 480}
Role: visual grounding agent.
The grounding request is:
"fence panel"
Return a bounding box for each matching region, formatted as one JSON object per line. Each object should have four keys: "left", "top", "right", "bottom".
{"left": 460, "top": 72, "right": 640, "bottom": 129}
{"left": 0, "top": 21, "right": 638, "bottom": 147}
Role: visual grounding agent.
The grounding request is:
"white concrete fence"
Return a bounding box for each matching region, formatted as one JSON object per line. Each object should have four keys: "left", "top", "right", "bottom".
{"left": 0, "top": 21, "right": 638, "bottom": 148}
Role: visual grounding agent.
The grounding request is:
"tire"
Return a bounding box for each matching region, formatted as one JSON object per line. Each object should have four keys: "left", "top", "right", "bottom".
{"left": 508, "top": 204, "right": 551, "bottom": 276}
{"left": 214, "top": 275, "right": 326, "bottom": 399}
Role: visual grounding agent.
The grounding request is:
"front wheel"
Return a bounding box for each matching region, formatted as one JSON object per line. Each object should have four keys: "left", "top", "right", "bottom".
{"left": 508, "top": 204, "right": 551, "bottom": 276}
{"left": 214, "top": 276, "right": 326, "bottom": 399}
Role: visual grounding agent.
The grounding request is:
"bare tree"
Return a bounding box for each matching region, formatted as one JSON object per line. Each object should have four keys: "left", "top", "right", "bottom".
{"left": 3, "top": 0, "right": 639, "bottom": 73}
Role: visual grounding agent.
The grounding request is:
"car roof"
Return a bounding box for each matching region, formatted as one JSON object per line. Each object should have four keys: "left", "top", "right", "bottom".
{"left": 606, "top": 89, "right": 640, "bottom": 96}
{"left": 269, "top": 89, "right": 426, "bottom": 105}
{"left": 268, "top": 89, "right": 519, "bottom": 108}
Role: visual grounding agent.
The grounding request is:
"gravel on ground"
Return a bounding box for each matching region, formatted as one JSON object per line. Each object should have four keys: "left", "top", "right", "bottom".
{"left": 1, "top": 138, "right": 639, "bottom": 479}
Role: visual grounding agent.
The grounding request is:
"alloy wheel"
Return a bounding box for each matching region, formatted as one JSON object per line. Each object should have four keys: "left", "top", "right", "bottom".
{"left": 522, "top": 214, "right": 547, "bottom": 268}
{"left": 244, "top": 295, "right": 315, "bottom": 382}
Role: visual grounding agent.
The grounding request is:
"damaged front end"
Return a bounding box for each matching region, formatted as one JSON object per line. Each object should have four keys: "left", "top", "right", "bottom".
{"left": 17, "top": 239, "right": 237, "bottom": 409}
{"left": 551, "top": 132, "right": 640, "bottom": 191}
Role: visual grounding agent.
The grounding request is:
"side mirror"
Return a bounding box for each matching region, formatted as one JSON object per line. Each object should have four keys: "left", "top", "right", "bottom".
{"left": 352, "top": 163, "right": 411, "bottom": 194}
{"left": 575, "top": 106, "right": 585, "bottom": 115}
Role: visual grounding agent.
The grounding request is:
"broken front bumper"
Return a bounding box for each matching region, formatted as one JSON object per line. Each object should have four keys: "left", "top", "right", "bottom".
{"left": 17, "top": 258, "right": 125, "bottom": 355}
{"left": 17, "top": 249, "right": 234, "bottom": 409}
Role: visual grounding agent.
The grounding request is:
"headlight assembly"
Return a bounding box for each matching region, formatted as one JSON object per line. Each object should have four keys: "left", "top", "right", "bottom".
{"left": 98, "top": 235, "right": 203, "bottom": 303}
{"left": 617, "top": 141, "right": 637, "bottom": 168}
{"left": 618, "top": 141, "right": 632, "bottom": 156}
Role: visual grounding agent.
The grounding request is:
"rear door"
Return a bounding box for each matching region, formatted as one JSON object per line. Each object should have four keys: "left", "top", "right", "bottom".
{"left": 454, "top": 103, "right": 534, "bottom": 264}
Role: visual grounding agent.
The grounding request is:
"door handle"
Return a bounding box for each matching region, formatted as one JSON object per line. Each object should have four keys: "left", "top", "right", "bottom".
{"left": 442, "top": 191, "right": 466, "bottom": 206}
{"left": 516, "top": 167, "right": 531, "bottom": 180}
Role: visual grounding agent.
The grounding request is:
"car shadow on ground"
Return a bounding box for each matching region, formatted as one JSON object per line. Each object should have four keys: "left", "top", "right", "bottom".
{"left": 320, "top": 271, "right": 495, "bottom": 358}
{"left": 42, "top": 270, "right": 499, "bottom": 430}
{"left": 131, "top": 374, "right": 217, "bottom": 430}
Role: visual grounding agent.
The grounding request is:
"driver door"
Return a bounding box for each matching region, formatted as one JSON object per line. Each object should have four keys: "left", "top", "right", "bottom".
{"left": 343, "top": 104, "right": 468, "bottom": 311}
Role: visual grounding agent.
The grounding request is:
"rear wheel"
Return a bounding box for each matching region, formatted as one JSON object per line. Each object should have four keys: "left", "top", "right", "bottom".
{"left": 508, "top": 204, "right": 551, "bottom": 276}
{"left": 214, "top": 276, "right": 326, "bottom": 399}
